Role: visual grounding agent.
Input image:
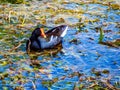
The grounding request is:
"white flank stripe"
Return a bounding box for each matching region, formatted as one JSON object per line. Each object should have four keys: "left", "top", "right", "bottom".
{"left": 61, "top": 26, "right": 68, "bottom": 37}
{"left": 50, "top": 35, "right": 53, "bottom": 42}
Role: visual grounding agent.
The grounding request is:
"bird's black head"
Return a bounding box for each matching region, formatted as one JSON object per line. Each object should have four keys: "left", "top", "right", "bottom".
{"left": 31, "top": 28, "right": 46, "bottom": 39}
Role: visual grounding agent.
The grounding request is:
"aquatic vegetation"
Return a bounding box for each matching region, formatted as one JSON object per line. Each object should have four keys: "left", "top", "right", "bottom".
{"left": 99, "top": 28, "right": 104, "bottom": 43}
{"left": 0, "top": 0, "right": 120, "bottom": 90}
{"left": 0, "top": 0, "right": 25, "bottom": 4}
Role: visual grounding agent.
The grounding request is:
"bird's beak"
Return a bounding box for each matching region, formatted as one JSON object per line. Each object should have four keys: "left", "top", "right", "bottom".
{"left": 40, "top": 28, "right": 46, "bottom": 38}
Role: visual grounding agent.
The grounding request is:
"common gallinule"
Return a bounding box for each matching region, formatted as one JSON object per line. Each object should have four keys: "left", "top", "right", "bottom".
{"left": 26, "top": 25, "right": 68, "bottom": 52}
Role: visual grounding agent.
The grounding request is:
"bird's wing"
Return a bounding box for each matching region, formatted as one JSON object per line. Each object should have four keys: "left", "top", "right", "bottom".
{"left": 38, "top": 36, "right": 62, "bottom": 49}
{"left": 45, "top": 25, "right": 68, "bottom": 37}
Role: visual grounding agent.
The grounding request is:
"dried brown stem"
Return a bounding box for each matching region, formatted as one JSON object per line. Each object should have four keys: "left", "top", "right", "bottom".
{"left": 101, "top": 79, "right": 118, "bottom": 90}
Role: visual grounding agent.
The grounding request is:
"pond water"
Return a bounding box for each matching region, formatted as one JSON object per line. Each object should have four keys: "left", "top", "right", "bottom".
{"left": 0, "top": 0, "right": 120, "bottom": 90}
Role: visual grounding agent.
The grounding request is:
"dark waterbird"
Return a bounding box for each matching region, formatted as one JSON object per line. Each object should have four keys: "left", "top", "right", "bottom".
{"left": 26, "top": 25, "right": 68, "bottom": 52}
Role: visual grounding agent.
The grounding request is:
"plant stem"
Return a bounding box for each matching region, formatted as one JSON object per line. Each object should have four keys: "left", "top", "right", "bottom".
{"left": 99, "top": 28, "right": 104, "bottom": 43}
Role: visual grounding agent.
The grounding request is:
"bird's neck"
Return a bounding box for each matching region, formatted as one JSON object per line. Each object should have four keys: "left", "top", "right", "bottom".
{"left": 30, "top": 35, "right": 38, "bottom": 41}
{"left": 30, "top": 35, "right": 41, "bottom": 49}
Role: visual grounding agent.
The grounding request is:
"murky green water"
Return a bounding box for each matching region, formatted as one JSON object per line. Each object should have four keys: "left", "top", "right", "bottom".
{"left": 0, "top": 0, "right": 120, "bottom": 90}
